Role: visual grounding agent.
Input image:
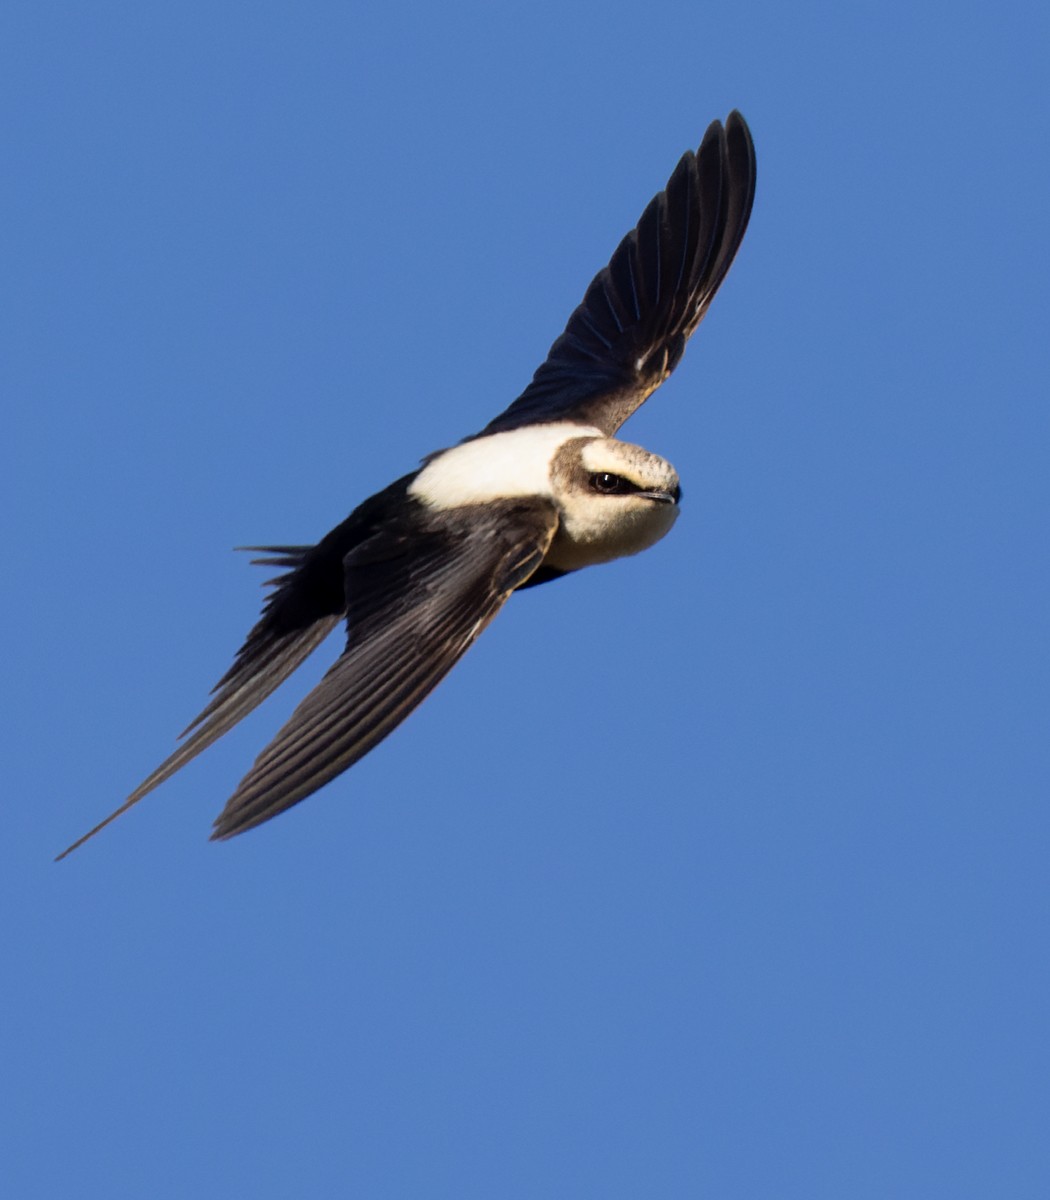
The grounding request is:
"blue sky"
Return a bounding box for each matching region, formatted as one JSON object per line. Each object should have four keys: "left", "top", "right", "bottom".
{"left": 4, "top": 2, "right": 1048, "bottom": 1196}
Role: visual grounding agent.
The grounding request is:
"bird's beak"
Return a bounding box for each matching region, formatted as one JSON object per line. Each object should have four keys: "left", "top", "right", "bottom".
{"left": 636, "top": 489, "right": 679, "bottom": 505}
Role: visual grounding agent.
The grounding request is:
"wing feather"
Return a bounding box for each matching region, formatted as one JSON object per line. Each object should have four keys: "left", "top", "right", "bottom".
{"left": 481, "top": 111, "right": 756, "bottom": 437}
{"left": 52, "top": 480, "right": 421, "bottom": 861}
{"left": 210, "top": 500, "right": 558, "bottom": 840}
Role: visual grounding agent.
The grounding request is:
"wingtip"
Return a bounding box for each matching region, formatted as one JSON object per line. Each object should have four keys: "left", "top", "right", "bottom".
{"left": 700, "top": 111, "right": 754, "bottom": 163}
{"left": 725, "top": 111, "right": 756, "bottom": 177}
{"left": 208, "top": 805, "right": 238, "bottom": 841}
{"left": 208, "top": 809, "right": 257, "bottom": 843}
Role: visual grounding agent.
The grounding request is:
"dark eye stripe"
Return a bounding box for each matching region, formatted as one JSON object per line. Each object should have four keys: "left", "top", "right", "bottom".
{"left": 589, "top": 472, "right": 641, "bottom": 495}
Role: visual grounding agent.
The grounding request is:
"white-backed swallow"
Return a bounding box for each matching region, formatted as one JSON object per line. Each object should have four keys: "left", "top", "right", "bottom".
{"left": 57, "top": 112, "right": 756, "bottom": 858}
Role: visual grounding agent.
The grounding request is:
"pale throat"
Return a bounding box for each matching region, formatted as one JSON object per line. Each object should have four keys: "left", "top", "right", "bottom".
{"left": 545, "top": 495, "right": 680, "bottom": 570}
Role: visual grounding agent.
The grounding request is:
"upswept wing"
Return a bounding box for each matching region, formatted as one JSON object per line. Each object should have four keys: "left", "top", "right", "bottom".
{"left": 210, "top": 498, "right": 558, "bottom": 840}
{"left": 482, "top": 111, "right": 755, "bottom": 438}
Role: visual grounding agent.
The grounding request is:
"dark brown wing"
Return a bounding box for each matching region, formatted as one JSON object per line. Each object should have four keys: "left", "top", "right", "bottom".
{"left": 54, "top": 478, "right": 415, "bottom": 861}
{"left": 481, "top": 111, "right": 755, "bottom": 438}
{"left": 210, "top": 498, "right": 558, "bottom": 840}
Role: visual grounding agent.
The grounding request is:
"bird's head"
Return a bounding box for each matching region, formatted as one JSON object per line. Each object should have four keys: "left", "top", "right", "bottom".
{"left": 546, "top": 437, "right": 681, "bottom": 569}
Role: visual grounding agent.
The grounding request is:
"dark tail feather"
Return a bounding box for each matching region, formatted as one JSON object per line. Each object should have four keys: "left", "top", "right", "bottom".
{"left": 54, "top": 616, "right": 340, "bottom": 861}
{"left": 55, "top": 542, "right": 344, "bottom": 861}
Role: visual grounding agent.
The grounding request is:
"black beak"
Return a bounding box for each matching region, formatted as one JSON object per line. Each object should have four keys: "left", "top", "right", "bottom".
{"left": 636, "top": 488, "right": 679, "bottom": 505}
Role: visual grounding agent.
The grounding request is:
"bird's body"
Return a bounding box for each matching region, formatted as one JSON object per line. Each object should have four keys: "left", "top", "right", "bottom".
{"left": 57, "top": 111, "right": 756, "bottom": 859}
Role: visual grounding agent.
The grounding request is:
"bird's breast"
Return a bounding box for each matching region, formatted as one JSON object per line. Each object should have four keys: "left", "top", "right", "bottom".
{"left": 544, "top": 498, "right": 679, "bottom": 571}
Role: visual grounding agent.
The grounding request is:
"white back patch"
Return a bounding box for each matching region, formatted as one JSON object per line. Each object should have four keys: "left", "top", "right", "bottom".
{"left": 409, "top": 422, "right": 601, "bottom": 509}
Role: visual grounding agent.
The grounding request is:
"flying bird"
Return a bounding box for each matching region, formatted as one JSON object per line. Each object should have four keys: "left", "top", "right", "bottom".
{"left": 57, "top": 111, "right": 755, "bottom": 859}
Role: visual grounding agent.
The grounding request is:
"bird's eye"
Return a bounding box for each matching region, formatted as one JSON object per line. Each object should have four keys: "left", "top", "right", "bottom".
{"left": 589, "top": 472, "right": 633, "bottom": 494}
